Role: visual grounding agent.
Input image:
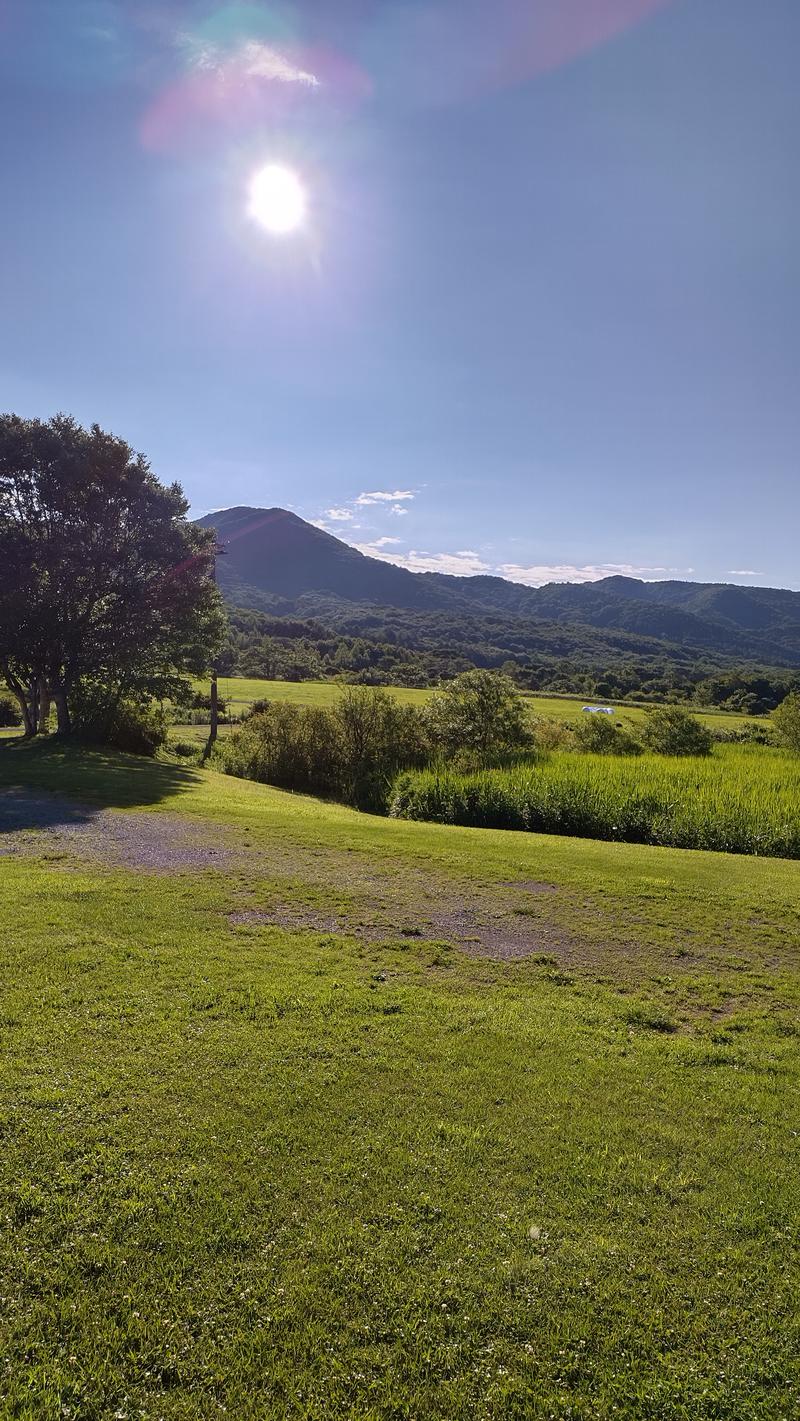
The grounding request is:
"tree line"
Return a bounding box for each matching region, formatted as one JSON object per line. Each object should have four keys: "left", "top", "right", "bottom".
{"left": 219, "top": 606, "right": 800, "bottom": 713}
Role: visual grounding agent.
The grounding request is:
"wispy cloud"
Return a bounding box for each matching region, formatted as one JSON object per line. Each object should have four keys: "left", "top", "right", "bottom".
{"left": 728, "top": 569, "right": 762, "bottom": 578}
{"left": 324, "top": 507, "right": 354, "bottom": 522}
{"left": 355, "top": 489, "right": 415, "bottom": 507}
{"left": 496, "top": 562, "right": 688, "bottom": 587}
{"left": 182, "top": 36, "right": 319, "bottom": 88}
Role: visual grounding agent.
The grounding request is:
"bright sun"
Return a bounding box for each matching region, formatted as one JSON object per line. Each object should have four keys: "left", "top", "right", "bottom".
{"left": 247, "top": 163, "right": 307, "bottom": 235}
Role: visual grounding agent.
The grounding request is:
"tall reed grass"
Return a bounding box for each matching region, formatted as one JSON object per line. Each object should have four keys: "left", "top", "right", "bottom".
{"left": 390, "top": 745, "right": 800, "bottom": 858}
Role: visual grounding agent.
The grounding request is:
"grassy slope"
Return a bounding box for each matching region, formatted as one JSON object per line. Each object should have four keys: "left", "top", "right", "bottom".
{"left": 1, "top": 739, "right": 799, "bottom": 1419}
{"left": 201, "top": 677, "right": 758, "bottom": 730}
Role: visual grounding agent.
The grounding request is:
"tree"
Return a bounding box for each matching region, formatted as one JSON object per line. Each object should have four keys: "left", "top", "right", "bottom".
{"left": 0, "top": 413, "right": 225, "bottom": 736}
{"left": 425, "top": 669, "right": 531, "bottom": 759}
{"left": 772, "top": 692, "right": 800, "bottom": 751}
{"left": 641, "top": 705, "right": 713, "bottom": 757}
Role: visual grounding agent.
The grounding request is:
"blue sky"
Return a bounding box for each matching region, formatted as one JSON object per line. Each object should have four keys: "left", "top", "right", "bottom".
{"left": 1, "top": 0, "right": 798, "bottom": 588}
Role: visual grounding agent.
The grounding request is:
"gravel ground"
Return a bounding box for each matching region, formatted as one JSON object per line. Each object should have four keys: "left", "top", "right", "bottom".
{"left": 0, "top": 788, "right": 236, "bottom": 871}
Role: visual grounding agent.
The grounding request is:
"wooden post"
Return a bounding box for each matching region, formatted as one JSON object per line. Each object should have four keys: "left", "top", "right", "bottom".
{"left": 204, "top": 540, "right": 226, "bottom": 760}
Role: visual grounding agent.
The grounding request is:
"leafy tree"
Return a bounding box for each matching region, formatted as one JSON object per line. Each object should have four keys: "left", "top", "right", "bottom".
{"left": 333, "top": 686, "right": 429, "bottom": 807}
{"left": 425, "top": 669, "right": 531, "bottom": 759}
{"left": 772, "top": 692, "right": 800, "bottom": 751}
{"left": 0, "top": 413, "right": 225, "bottom": 736}
{"left": 641, "top": 705, "right": 713, "bottom": 757}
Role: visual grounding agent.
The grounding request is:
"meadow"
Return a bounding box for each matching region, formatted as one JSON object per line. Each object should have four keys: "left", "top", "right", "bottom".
{"left": 392, "top": 744, "right": 800, "bottom": 858}
{"left": 1, "top": 736, "right": 799, "bottom": 1418}
{"left": 196, "top": 676, "right": 759, "bottom": 729}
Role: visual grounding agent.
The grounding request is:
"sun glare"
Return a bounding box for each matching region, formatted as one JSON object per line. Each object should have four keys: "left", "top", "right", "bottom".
{"left": 247, "top": 163, "right": 307, "bottom": 236}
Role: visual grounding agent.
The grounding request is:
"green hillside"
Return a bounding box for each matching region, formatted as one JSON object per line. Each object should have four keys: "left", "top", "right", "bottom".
{"left": 198, "top": 507, "right": 800, "bottom": 670}
{"left": 2, "top": 737, "right": 799, "bottom": 1417}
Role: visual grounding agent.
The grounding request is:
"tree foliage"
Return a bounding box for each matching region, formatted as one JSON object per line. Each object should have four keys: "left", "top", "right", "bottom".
{"left": 425, "top": 670, "right": 532, "bottom": 759}
{"left": 772, "top": 692, "right": 800, "bottom": 752}
{"left": 641, "top": 705, "right": 714, "bottom": 757}
{"left": 225, "top": 686, "right": 429, "bottom": 809}
{"left": 0, "top": 413, "right": 225, "bottom": 738}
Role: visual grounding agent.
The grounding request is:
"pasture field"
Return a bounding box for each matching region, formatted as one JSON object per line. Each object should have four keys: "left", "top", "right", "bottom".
{"left": 1, "top": 736, "right": 799, "bottom": 1419}
{"left": 392, "top": 744, "right": 800, "bottom": 859}
{"left": 195, "top": 676, "right": 759, "bottom": 730}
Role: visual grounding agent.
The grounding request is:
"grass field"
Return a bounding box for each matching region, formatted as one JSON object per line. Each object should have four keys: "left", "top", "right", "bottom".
{"left": 196, "top": 677, "right": 760, "bottom": 731}
{"left": 392, "top": 744, "right": 800, "bottom": 858}
{"left": 1, "top": 736, "right": 799, "bottom": 1418}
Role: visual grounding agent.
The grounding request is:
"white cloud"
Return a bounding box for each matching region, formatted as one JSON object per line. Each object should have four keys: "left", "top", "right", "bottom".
{"left": 371, "top": 537, "right": 403, "bottom": 548}
{"left": 325, "top": 507, "right": 354, "bottom": 522}
{"left": 355, "top": 489, "right": 415, "bottom": 506}
{"left": 389, "top": 504, "right": 409, "bottom": 516}
{"left": 496, "top": 562, "right": 687, "bottom": 587}
{"left": 355, "top": 544, "right": 491, "bottom": 576}
{"left": 728, "top": 569, "right": 762, "bottom": 578}
{"left": 182, "top": 36, "right": 319, "bottom": 88}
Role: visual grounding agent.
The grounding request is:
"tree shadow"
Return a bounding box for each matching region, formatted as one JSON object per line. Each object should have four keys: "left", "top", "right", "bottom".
{"left": 0, "top": 735, "right": 205, "bottom": 822}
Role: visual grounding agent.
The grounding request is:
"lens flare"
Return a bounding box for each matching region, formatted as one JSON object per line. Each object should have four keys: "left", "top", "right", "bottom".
{"left": 247, "top": 163, "right": 307, "bottom": 235}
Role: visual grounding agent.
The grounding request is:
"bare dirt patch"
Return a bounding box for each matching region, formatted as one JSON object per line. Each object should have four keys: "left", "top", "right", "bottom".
{"left": 225, "top": 866, "right": 574, "bottom": 962}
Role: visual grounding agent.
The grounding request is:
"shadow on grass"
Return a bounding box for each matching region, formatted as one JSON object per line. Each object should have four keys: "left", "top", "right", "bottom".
{"left": 0, "top": 735, "right": 203, "bottom": 818}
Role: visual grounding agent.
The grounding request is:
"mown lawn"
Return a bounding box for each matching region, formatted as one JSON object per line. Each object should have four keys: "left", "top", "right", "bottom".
{"left": 1, "top": 739, "right": 798, "bottom": 1419}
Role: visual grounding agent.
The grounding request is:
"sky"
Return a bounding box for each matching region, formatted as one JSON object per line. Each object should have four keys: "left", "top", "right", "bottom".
{"left": 1, "top": 0, "right": 798, "bottom": 589}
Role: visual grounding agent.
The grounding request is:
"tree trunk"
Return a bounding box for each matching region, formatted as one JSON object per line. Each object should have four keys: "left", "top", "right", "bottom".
{"left": 28, "top": 681, "right": 40, "bottom": 735}
{"left": 38, "top": 677, "right": 51, "bottom": 734}
{"left": 16, "top": 693, "right": 34, "bottom": 738}
{"left": 1, "top": 663, "right": 35, "bottom": 736}
{"left": 53, "top": 686, "right": 71, "bottom": 735}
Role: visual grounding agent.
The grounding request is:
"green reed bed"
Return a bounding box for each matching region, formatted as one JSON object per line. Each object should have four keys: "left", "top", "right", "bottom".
{"left": 390, "top": 744, "right": 800, "bottom": 858}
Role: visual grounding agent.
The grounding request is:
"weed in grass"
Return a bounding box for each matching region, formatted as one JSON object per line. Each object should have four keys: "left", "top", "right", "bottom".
{"left": 622, "top": 1002, "right": 680, "bottom": 1033}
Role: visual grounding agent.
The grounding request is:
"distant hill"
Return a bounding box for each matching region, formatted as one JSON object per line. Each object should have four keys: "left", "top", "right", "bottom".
{"left": 197, "top": 506, "right": 800, "bottom": 668}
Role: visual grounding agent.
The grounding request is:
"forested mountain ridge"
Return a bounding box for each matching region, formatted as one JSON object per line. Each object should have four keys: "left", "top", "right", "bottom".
{"left": 198, "top": 506, "right": 800, "bottom": 669}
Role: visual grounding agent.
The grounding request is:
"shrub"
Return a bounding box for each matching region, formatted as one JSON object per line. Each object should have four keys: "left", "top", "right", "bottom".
{"left": 641, "top": 705, "right": 713, "bottom": 757}
{"left": 170, "top": 740, "right": 199, "bottom": 758}
{"left": 573, "top": 715, "right": 642, "bottom": 756}
{"left": 772, "top": 692, "right": 800, "bottom": 752}
{"left": 530, "top": 717, "right": 575, "bottom": 752}
{"left": 189, "top": 692, "right": 227, "bottom": 715}
{"left": 712, "top": 722, "right": 775, "bottom": 746}
{"left": 426, "top": 670, "right": 532, "bottom": 759}
{"left": 221, "top": 686, "right": 430, "bottom": 810}
{"left": 0, "top": 691, "right": 22, "bottom": 727}
{"left": 71, "top": 688, "right": 168, "bottom": 756}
